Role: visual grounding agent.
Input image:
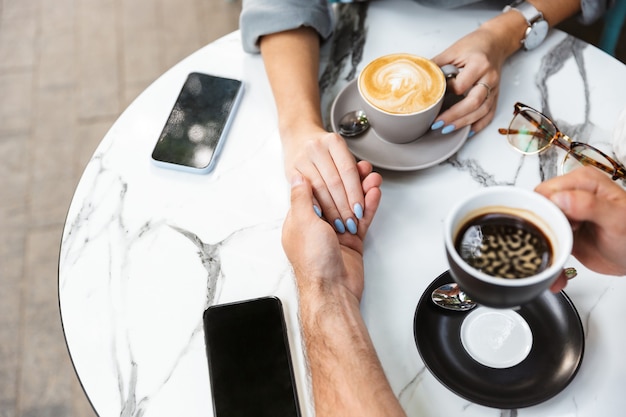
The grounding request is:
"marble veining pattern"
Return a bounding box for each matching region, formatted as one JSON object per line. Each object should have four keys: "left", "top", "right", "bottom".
{"left": 320, "top": 3, "right": 370, "bottom": 131}
{"left": 320, "top": 4, "right": 369, "bottom": 90}
{"left": 60, "top": 33, "right": 296, "bottom": 417}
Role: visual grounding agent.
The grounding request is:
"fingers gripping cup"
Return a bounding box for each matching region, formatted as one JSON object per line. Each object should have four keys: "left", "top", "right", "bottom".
{"left": 357, "top": 53, "right": 456, "bottom": 144}
{"left": 443, "top": 187, "right": 573, "bottom": 309}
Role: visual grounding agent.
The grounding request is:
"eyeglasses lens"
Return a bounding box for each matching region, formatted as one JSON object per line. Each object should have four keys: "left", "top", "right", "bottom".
{"left": 561, "top": 143, "right": 616, "bottom": 175}
{"left": 508, "top": 110, "right": 556, "bottom": 154}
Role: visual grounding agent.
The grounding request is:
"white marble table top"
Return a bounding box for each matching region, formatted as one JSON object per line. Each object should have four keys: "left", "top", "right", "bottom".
{"left": 59, "top": 1, "right": 626, "bottom": 416}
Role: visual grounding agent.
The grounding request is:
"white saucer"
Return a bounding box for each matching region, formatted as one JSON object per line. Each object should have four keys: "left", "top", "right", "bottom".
{"left": 460, "top": 307, "right": 533, "bottom": 369}
{"left": 330, "top": 79, "right": 470, "bottom": 171}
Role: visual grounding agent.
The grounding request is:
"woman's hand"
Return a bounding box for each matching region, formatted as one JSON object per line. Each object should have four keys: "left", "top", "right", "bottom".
{"left": 430, "top": 11, "right": 529, "bottom": 136}
{"left": 282, "top": 127, "right": 366, "bottom": 235}
{"left": 431, "top": 26, "right": 506, "bottom": 136}
{"left": 261, "top": 28, "right": 366, "bottom": 235}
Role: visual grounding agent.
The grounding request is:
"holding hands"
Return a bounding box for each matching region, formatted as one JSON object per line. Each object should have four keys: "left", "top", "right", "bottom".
{"left": 282, "top": 162, "right": 408, "bottom": 417}
{"left": 282, "top": 160, "right": 382, "bottom": 302}
{"left": 282, "top": 128, "right": 366, "bottom": 235}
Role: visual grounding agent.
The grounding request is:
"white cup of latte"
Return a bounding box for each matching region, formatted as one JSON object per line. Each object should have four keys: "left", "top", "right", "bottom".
{"left": 357, "top": 53, "right": 456, "bottom": 144}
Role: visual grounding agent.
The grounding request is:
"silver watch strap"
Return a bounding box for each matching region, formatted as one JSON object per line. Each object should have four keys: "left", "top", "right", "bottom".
{"left": 503, "top": 1, "right": 543, "bottom": 24}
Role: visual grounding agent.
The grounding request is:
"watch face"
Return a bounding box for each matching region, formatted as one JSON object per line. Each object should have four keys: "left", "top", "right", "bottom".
{"left": 524, "top": 20, "right": 549, "bottom": 50}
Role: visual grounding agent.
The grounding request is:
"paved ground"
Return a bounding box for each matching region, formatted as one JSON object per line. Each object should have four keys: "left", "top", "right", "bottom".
{"left": 0, "top": 1, "right": 240, "bottom": 416}
{"left": 0, "top": 1, "right": 622, "bottom": 416}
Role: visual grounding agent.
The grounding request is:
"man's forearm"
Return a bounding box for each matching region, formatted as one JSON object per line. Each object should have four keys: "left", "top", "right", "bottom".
{"left": 298, "top": 284, "right": 407, "bottom": 417}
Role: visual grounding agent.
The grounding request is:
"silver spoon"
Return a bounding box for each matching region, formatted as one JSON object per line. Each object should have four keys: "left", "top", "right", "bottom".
{"left": 431, "top": 268, "right": 578, "bottom": 312}
{"left": 338, "top": 110, "right": 369, "bottom": 137}
{"left": 431, "top": 283, "right": 477, "bottom": 312}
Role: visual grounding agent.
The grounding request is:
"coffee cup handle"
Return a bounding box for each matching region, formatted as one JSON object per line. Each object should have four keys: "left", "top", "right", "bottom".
{"left": 440, "top": 64, "right": 459, "bottom": 79}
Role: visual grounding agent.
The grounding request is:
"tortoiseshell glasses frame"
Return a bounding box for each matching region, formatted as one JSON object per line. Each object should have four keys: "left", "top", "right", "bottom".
{"left": 499, "top": 102, "right": 625, "bottom": 181}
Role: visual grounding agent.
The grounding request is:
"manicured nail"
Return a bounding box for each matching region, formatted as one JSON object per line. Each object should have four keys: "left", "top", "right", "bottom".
{"left": 313, "top": 205, "right": 322, "bottom": 218}
{"left": 564, "top": 267, "right": 577, "bottom": 280}
{"left": 468, "top": 130, "right": 476, "bottom": 138}
{"left": 431, "top": 120, "right": 445, "bottom": 130}
{"left": 334, "top": 218, "right": 346, "bottom": 234}
{"left": 353, "top": 203, "right": 364, "bottom": 220}
{"left": 441, "top": 124, "right": 456, "bottom": 134}
{"left": 346, "top": 218, "right": 357, "bottom": 235}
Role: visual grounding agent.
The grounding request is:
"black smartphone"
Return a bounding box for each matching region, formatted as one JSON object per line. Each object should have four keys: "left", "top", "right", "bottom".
{"left": 151, "top": 72, "right": 243, "bottom": 174}
{"left": 203, "top": 296, "right": 301, "bottom": 417}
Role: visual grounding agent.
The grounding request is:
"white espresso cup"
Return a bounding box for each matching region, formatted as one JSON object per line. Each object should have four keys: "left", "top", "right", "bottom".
{"left": 357, "top": 53, "right": 457, "bottom": 144}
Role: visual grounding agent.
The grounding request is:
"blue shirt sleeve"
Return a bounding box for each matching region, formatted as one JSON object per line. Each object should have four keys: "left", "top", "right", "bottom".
{"left": 240, "top": 0, "right": 615, "bottom": 54}
{"left": 579, "top": 0, "right": 615, "bottom": 24}
{"left": 240, "top": 0, "right": 334, "bottom": 53}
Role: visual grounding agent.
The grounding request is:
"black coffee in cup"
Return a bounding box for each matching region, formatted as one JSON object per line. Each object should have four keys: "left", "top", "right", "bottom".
{"left": 454, "top": 211, "right": 553, "bottom": 279}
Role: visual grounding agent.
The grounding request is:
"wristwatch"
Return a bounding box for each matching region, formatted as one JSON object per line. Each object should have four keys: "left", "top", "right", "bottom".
{"left": 503, "top": 1, "right": 549, "bottom": 51}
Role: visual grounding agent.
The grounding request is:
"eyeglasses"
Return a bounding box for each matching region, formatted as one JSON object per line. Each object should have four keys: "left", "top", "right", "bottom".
{"left": 498, "top": 102, "right": 626, "bottom": 181}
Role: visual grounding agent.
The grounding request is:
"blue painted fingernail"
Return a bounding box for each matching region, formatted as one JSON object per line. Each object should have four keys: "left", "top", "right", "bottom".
{"left": 346, "top": 218, "right": 357, "bottom": 235}
{"left": 313, "top": 205, "right": 322, "bottom": 217}
{"left": 441, "top": 124, "right": 456, "bottom": 134}
{"left": 431, "top": 120, "right": 445, "bottom": 130}
{"left": 468, "top": 130, "right": 476, "bottom": 138}
{"left": 353, "top": 203, "right": 364, "bottom": 220}
{"left": 334, "top": 218, "right": 346, "bottom": 234}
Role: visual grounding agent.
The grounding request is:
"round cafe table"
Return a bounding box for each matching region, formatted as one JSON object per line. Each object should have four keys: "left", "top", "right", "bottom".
{"left": 59, "top": 1, "right": 626, "bottom": 416}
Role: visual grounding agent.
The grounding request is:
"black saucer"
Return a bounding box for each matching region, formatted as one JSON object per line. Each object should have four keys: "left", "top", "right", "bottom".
{"left": 413, "top": 271, "right": 584, "bottom": 409}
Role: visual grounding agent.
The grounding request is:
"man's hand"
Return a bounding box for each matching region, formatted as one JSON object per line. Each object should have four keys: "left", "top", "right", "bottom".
{"left": 536, "top": 167, "right": 626, "bottom": 291}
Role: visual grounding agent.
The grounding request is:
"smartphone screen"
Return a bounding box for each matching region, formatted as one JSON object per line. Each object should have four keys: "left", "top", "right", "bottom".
{"left": 203, "top": 297, "right": 301, "bottom": 417}
{"left": 151, "top": 72, "right": 243, "bottom": 173}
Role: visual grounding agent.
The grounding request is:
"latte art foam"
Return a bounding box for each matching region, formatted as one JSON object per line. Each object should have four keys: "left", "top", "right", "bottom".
{"left": 359, "top": 54, "right": 445, "bottom": 114}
